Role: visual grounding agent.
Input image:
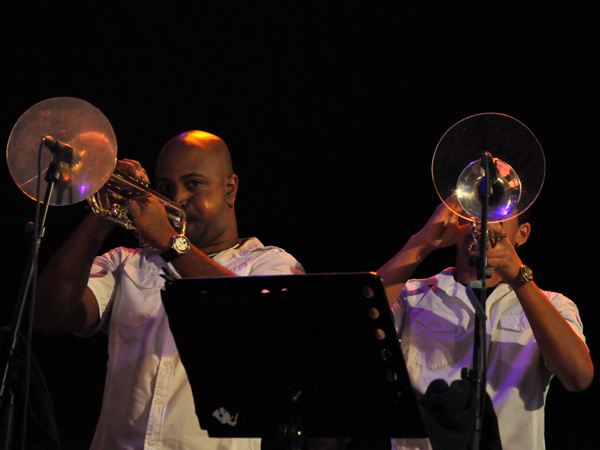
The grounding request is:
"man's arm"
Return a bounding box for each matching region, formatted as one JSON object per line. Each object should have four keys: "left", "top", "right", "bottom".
{"left": 34, "top": 214, "right": 114, "bottom": 334}
{"left": 487, "top": 224, "right": 594, "bottom": 392}
{"left": 517, "top": 282, "right": 593, "bottom": 392}
{"left": 168, "top": 247, "right": 237, "bottom": 278}
{"left": 378, "top": 197, "right": 465, "bottom": 307}
{"left": 35, "top": 159, "right": 154, "bottom": 334}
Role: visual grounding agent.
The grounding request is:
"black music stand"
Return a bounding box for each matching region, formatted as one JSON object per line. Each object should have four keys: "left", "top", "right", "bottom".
{"left": 161, "top": 272, "right": 427, "bottom": 447}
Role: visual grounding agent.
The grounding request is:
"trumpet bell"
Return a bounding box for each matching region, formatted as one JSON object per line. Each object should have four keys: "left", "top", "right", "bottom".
{"left": 456, "top": 157, "right": 522, "bottom": 221}
{"left": 6, "top": 97, "right": 117, "bottom": 206}
{"left": 6, "top": 97, "right": 186, "bottom": 237}
{"left": 432, "top": 112, "right": 545, "bottom": 223}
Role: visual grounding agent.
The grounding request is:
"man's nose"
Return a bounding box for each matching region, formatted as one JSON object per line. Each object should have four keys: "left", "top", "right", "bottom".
{"left": 171, "top": 187, "right": 189, "bottom": 208}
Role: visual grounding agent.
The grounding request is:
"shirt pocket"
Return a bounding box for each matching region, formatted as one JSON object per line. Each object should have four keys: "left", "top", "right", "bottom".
{"left": 498, "top": 308, "right": 538, "bottom": 369}
{"left": 498, "top": 307, "right": 533, "bottom": 354}
{"left": 112, "top": 264, "right": 165, "bottom": 328}
{"left": 406, "top": 307, "right": 460, "bottom": 370}
{"left": 499, "top": 310, "right": 531, "bottom": 334}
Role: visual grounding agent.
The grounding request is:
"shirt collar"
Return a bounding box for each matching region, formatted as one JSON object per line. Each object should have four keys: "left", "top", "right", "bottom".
{"left": 211, "top": 237, "right": 262, "bottom": 264}
{"left": 433, "top": 267, "right": 512, "bottom": 301}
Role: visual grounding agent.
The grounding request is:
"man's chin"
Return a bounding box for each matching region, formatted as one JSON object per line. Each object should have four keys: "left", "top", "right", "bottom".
{"left": 182, "top": 225, "right": 203, "bottom": 245}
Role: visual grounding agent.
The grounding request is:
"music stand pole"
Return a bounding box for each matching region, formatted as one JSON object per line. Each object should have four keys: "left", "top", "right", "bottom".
{"left": 0, "top": 138, "right": 71, "bottom": 450}
{"left": 467, "top": 151, "right": 493, "bottom": 450}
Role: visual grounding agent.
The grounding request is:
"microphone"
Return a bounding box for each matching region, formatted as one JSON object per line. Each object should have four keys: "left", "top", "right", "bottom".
{"left": 479, "top": 151, "right": 495, "bottom": 197}
{"left": 43, "top": 136, "right": 74, "bottom": 164}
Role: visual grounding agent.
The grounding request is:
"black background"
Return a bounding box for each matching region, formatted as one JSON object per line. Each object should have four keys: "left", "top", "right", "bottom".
{"left": 1, "top": 2, "right": 598, "bottom": 449}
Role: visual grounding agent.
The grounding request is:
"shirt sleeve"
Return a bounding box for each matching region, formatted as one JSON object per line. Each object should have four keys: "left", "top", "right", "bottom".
{"left": 545, "top": 290, "right": 587, "bottom": 345}
{"left": 77, "top": 247, "right": 125, "bottom": 336}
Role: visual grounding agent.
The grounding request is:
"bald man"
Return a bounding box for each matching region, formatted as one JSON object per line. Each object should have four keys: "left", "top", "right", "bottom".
{"left": 35, "top": 131, "right": 304, "bottom": 450}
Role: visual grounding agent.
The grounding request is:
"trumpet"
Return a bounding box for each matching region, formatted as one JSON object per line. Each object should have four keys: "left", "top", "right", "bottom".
{"left": 87, "top": 169, "right": 187, "bottom": 235}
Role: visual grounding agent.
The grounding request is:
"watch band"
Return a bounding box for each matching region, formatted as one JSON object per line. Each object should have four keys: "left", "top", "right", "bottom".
{"left": 510, "top": 265, "right": 533, "bottom": 289}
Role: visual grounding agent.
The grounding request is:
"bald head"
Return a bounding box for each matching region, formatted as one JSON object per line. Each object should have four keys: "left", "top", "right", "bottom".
{"left": 154, "top": 130, "right": 240, "bottom": 251}
{"left": 158, "top": 130, "right": 233, "bottom": 178}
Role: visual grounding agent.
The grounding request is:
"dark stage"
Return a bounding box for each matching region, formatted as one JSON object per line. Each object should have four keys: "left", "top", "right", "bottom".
{"left": 1, "top": 3, "right": 598, "bottom": 449}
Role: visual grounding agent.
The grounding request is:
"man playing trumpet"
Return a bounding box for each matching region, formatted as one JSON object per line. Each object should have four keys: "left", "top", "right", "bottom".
{"left": 35, "top": 130, "right": 304, "bottom": 449}
{"left": 378, "top": 196, "right": 593, "bottom": 449}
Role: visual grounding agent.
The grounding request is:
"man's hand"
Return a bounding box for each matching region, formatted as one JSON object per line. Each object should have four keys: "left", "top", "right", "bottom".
{"left": 124, "top": 194, "right": 177, "bottom": 252}
{"left": 413, "top": 195, "right": 468, "bottom": 253}
{"left": 115, "top": 158, "right": 179, "bottom": 252}
{"left": 485, "top": 222, "right": 523, "bottom": 285}
{"left": 116, "top": 158, "right": 149, "bottom": 182}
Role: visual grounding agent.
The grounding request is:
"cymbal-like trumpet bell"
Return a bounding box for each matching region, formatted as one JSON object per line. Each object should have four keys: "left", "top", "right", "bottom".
{"left": 432, "top": 112, "right": 545, "bottom": 223}
{"left": 6, "top": 97, "right": 186, "bottom": 238}
{"left": 6, "top": 97, "right": 117, "bottom": 206}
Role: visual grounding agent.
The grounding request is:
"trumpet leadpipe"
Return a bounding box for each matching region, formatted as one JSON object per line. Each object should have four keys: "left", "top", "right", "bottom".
{"left": 87, "top": 169, "right": 186, "bottom": 235}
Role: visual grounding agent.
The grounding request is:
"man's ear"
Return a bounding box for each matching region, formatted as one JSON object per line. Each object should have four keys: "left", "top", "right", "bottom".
{"left": 516, "top": 222, "right": 531, "bottom": 247}
{"left": 226, "top": 174, "right": 239, "bottom": 207}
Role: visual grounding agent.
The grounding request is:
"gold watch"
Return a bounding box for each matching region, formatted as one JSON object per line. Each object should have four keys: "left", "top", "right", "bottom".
{"left": 510, "top": 265, "right": 533, "bottom": 288}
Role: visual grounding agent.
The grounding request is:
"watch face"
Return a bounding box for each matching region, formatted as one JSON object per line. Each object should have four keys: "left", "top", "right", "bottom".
{"left": 174, "top": 236, "right": 190, "bottom": 253}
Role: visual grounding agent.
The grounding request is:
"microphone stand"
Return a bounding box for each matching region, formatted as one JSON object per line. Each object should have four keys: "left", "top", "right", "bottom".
{"left": 0, "top": 137, "right": 72, "bottom": 450}
{"left": 464, "top": 151, "right": 494, "bottom": 450}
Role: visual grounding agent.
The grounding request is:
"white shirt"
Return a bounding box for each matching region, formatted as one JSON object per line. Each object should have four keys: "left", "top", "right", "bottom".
{"left": 84, "top": 238, "right": 304, "bottom": 450}
{"left": 391, "top": 268, "right": 586, "bottom": 450}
